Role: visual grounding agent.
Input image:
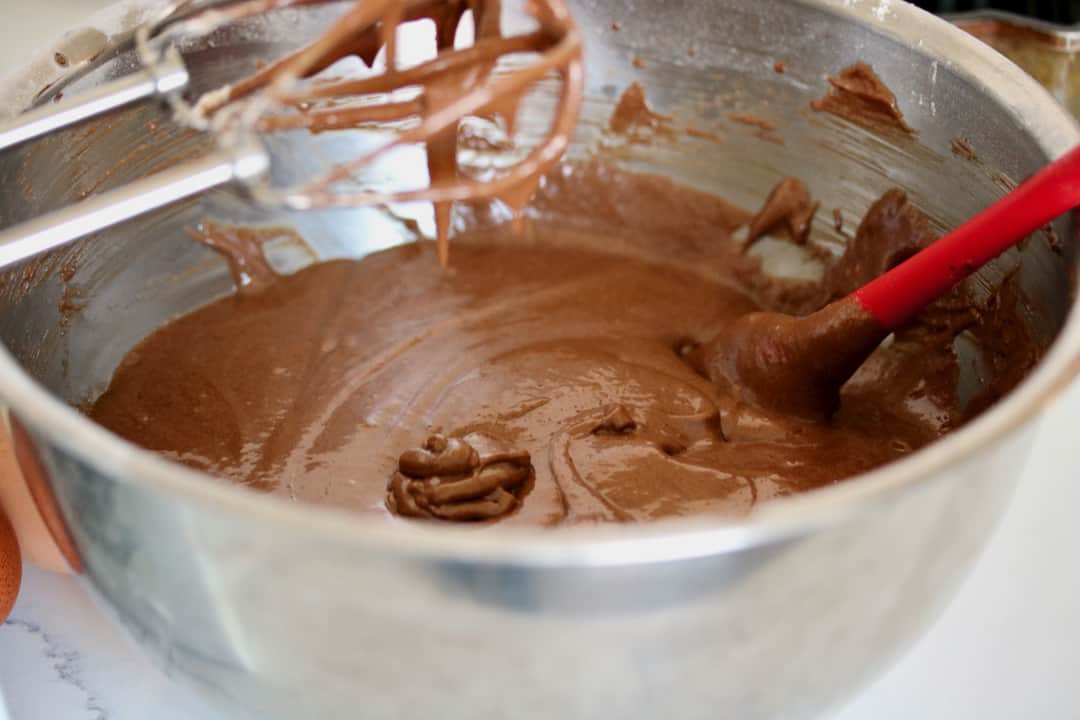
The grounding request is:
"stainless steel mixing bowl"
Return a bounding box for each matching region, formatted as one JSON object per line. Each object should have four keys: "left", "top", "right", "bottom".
{"left": 0, "top": 1, "right": 1077, "bottom": 718}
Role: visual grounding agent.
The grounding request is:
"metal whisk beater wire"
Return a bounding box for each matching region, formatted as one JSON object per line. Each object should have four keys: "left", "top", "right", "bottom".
{"left": 0, "top": 0, "right": 583, "bottom": 269}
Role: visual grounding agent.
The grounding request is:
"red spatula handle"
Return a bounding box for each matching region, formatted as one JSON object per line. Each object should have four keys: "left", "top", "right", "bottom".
{"left": 853, "top": 143, "right": 1080, "bottom": 331}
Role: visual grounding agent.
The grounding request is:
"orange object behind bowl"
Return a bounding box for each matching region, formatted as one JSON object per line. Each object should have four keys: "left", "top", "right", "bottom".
{"left": 0, "top": 411, "right": 74, "bottom": 620}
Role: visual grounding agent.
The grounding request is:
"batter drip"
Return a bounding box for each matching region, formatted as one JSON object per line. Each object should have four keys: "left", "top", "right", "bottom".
{"left": 88, "top": 164, "right": 1031, "bottom": 526}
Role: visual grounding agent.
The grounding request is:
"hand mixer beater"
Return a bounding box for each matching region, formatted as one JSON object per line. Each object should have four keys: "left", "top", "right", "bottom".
{"left": 0, "top": 0, "right": 584, "bottom": 267}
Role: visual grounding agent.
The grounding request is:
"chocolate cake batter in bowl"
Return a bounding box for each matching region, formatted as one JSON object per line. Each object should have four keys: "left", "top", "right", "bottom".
{"left": 0, "top": 0, "right": 1078, "bottom": 718}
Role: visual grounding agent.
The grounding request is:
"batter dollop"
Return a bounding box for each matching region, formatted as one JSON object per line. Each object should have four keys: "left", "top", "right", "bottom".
{"left": 87, "top": 164, "right": 1031, "bottom": 525}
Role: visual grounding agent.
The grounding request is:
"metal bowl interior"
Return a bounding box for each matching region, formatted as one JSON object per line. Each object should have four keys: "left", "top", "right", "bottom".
{"left": 0, "top": 1, "right": 1078, "bottom": 718}
{"left": 0, "top": 0, "right": 1075, "bottom": 553}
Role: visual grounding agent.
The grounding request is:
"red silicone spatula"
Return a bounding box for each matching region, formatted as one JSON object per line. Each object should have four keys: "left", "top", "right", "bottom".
{"left": 692, "top": 143, "right": 1080, "bottom": 421}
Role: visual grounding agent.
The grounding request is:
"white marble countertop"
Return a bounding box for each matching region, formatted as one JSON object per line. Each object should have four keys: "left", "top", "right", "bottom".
{"left": 1, "top": 3, "right": 1080, "bottom": 718}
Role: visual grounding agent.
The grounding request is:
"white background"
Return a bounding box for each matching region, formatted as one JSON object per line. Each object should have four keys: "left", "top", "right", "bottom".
{"left": 0, "top": 2, "right": 1078, "bottom": 718}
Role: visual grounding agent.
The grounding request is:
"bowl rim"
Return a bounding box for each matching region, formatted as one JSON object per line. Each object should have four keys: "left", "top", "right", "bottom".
{"left": 0, "top": 0, "right": 1078, "bottom": 567}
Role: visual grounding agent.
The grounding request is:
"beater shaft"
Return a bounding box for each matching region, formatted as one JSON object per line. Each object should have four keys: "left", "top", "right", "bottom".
{"left": 0, "top": 141, "right": 268, "bottom": 267}
{"left": 0, "top": 48, "right": 189, "bottom": 153}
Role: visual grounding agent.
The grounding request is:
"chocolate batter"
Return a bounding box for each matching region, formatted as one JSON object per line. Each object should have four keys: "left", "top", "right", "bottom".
{"left": 811, "top": 63, "right": 915, "bottom": 135}
{"left": 87, "top": 163, "right": 1033, "bottom": 525}
{"left": 744, "top": 177, "right": 818, "bottom": 248}
{"left": 609, "top": 82, "right": 674, "bottom": 141}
